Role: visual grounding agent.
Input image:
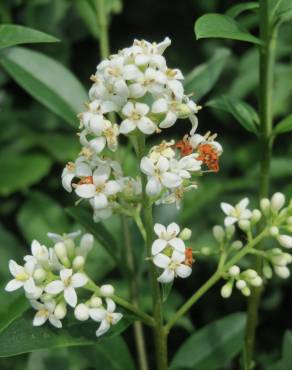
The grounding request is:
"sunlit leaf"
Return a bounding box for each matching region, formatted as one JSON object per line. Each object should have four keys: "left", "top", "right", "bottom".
{"left": 184, "top": 48, "right": 231, "bottom": 100}
{"left": 0, "top": 47, "right": 87, "bottom": 127}
{"left": 0, "top": 24, "right": 59, "bottom": 49}
{"left": 170, "top": 312, "right": 246, "bottom": 370}
{"left": 194, "top": 13, "right": 261, "bottom": 44}
{"left": 225, "top": 2, "right": 259, "bottom": 18}
{"left": 206, "top": 94, "right": 259, "bottom": 134}
{"left": 0, "top": 154, "right": 52, "bottom": 196}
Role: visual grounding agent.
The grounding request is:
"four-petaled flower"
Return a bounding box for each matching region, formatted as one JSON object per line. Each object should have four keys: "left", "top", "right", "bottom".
{"left": 154, "top": 251, "right": 192, "bottom": 283}
{"left": 31, "top": 299, "right": 62, "bottom": 328}
{"left": 120, "top": 102, "right": 157, "bottom": 135}
{"left": 152, "top": 223, "right": 185, "bottom": 255}
{"left": 221, "top": 198, "right": 252, "bottom": 227}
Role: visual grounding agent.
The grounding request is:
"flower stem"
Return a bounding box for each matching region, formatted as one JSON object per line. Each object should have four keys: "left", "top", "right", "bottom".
{"left": 244, "top": 1, "right": 277, "bottom": 368}
{"left": 165, "top": 230, "right": 267, "bottom": 333}
{"left": 136, "top": 134, "right": 168, "bottom": 370}
{"left": 95, "top": 0, "right": 110, "bottom": 59}
{"left": 121, "top": 215, "right": 149, "bottom": 370}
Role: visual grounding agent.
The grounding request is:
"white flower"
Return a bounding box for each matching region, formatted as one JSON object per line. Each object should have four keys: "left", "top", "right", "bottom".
{"left": 45, "top": 268, "right": 88, "bottom": 307}
{"left": 149, "top": 140, "right": 176, "bottom": 162}
{"left": 128, "top": 67, "right": 165, "bottom": 98}
{"left": 47, "top": 231, "right": 81, "bottom": 243}
{"left": 100, "top": 284, "right": 115, "bottom": 297}
{"left": 120, "top": 102, "right": 157, "bottom": 135}
{"left": 152, "top": 223, "right": 185, "bottom": 255}
{"left": 89, "top": 79, "right": 129, "bottom": 109}
{"left": 151, "top": 98, "right": 181, "bottom": 129}
{"left": 62, "top": 157, "right": 92, "bottom": 192}
{"left": 154, "top": 251, "right": 192, "bottom": 283}
{"left": 140, "top": 156, "right": 181, "bottom": 196}
{"left": 90, "top": 298, "right": 123, "bottom": 337}
{"left": 5, "top": 260, "right": 40, "bottom": 295}
{"left": 74, "top": 303, "right": 90, "bottom": 321}
{"left": 75, "top": 166, "right": 121, "bottom": 210}
{"left": 170, "top": 154, "right": 202, "bottom": 179}
{"left": 278, "top": 235, "right": 292, "bottom": 249}
{"left": 31, "top": 299, "right": 62, "bottom": 328}
{"left": 221, "top": 198, "right": 252, "bottom": 227}
{"left": 24, "top": 240, "right": 49, "bottom": 266}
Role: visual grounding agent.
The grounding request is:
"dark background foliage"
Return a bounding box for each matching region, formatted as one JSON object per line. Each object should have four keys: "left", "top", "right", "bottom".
{"left": 1, "top": 0, "right": 292, "bottom": 369}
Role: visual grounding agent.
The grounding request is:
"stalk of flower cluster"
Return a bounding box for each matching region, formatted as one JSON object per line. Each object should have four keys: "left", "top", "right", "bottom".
{"left": 165, "top": 229, "right": 268, "bottom": 333}
{"left": 136, "top": 133, "right": 168, "bottom": 370}
{"left": 244, "top": 1, "right": 278, "bottom": 368}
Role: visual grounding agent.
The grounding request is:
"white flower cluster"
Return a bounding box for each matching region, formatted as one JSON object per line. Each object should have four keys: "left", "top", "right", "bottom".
{"left": 62, "top": 37, "right": 214, "bottom": 222}
{"left": 5, "top": 232, "right": 122, "bottom": 336}
{"left": 140, "top": 131, "right": 222, "bottom": 206}
{"left": 221, "top": 266, "right": 263, "bottom": 298}
{"left": 151, "top": 223, "right": 193, "bottom": 283}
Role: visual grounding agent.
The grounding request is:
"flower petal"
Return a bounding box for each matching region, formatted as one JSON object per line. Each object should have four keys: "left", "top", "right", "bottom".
{"left": 75, "top": 184, "right": 96, "bottom": 199}
{"left": 176, "top": 264, "right": 192, "bottom": 279}
{"left": 224, "top": 216, "right": 237, "bottom": 227}
{"left": 166, "top": 223, "right": 180, "bottom": 236}
{"left": 154, "top": 223, "right": 166, "bottom": 237}
{"left": 5, "top": 279, "right": 23, "bottom": 292}
{"left": 106, "top": 298, "right": 116, "bottom": 313}
{"left": 49, "top": 315, "right": 62, "bottom": 328}
{"left": 9, "top": 260, "right": 23, "bottom": 277}
{"left": 60, "top": 268, "right": 73, "bottom": 281}
{"left": 220, "top": 202, "right": 234, "bottom": 216}
{"left": 140, "top": 157, "right": 154, "bottom": 176}
{"left": 119, "top": 119, "right": 136, "bottom": 134}
{"left": 111, "top": 312, "right": 123, "bottom": 325}
{"left": 33, "top": 312, "right": 48, "bottom": 326}
{"left": 152, "top": 98, "right": 168, "bottom": 114}
{"left": 153, "top": 253, "right": 170, "bottom": 269}
{"left": 104, "top": 180, "right": 120, "bottom": 195}
{"left": 161, "top": 172, "right": 181, "bottom": 188}
{"left": 146, "top": 177, "right": 162, "bottom": 196}
{"left": 96, "top": 319, "right": 110, "bottom": 337}
{"left": 157, "top": 269, "right": 175, "bottom": 283}
{"left": 137, "top": 117, "right": 156, "bottom": 135}
{"left": 45, "top": 280, "right": 64, "bottom": 295}
{"left": 237, "top": 197, "right": 249, "bottom": 211}
{"left": 151, "top": 239, "right": 167, "bottom": 255}
{"left": 169, "top": 238, "right": 185, "bottom": 253}
{"left": 71, "top": 273, "right": 88, "bottom": 288}
{"left": 90, "top": 308, "right": 106, "bottom": 322}
{"left": 64, "top": 286, "right": 77, "bottom": 307}
{"left": 122, "top": 102, "right": 134, "bottom": 116}
{"left": 93, "top": 193, "right": 108, "bottom": 210}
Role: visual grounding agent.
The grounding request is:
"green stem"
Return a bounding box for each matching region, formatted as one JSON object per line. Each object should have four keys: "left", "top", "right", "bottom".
{"left": 136, "top": 134, "right": 168, "bottom": 370}
{"left": 165, "top": 230, "right": 267, "bottom": 333}
{"left": 95, "top": 0, "right": 110, "bottom": 59}
{"left": 244, "top": 1, "right": 277, "bottom": 368}
{"left": 121, "top": 216, "right": 149, "bottom": 370}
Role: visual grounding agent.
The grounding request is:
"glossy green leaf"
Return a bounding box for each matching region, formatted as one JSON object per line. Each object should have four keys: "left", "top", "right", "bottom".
{"left": 206, "top": 94, "right": 259, "bottom": 134}
{"left": 0, "top": 154, "right": 52, "bottom": 196}
{"left": 274, "top": 115, "right": 292, "bottom": 135}
{"left": 194, "top": 13, "right": 261, "bottom": 44}
{"left": 184, "top": 48, "right": 231, "bottom": 100}
{"left": 73, "top": 0, "right": 99, "bottom": 39}
{"left": 17, "top": 192, "right": 70, "bottom": 245}
{"left": 225, "top": 2, "right": 259, "bottom": 18}
{"left": 0, "top": 295, "right": 29, "bottom": 333}
{"left": 0, "top": 24, "right": 59, "bottom": 49}
{"left": 170, "top": 313, "right": 246, "bottom": 370}
{"left": 0, "top": 311, "right": 131, "bottom": 357}
{"left": 273, "top": 0, "right": 292, "bottom": 24}
{"left": 0, "top": 47, "right": 87, "bottom": 127}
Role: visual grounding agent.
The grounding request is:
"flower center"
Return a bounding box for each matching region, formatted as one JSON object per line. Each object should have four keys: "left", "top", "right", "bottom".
{"left": 15, "top": 272, "right": 28, "bottom": 281}
{"left": 131, "top": 111, "right": 141, "bottom": 121}
{"left": 63, "top": 277, "right": 71, "bottom": 287}
{"left": 66, "top": 162, "right": 75, "bottom": 171}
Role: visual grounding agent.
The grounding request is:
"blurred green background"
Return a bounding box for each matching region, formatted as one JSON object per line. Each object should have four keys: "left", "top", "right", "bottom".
{"left": 1, "top": 0, "right": 292, "bottom": 369}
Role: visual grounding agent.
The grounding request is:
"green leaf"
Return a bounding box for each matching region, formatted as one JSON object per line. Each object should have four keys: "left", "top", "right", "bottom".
{"left": 267, "top": 331, "right": 292, "bottom": 370}
{"left": 194, "top": 13, "right": 261, "bottom": 44}
{"left": 274, "top": 115, "right": 292, "bottom": 135}
{"left": 66, "top": 207, "right": 122, "bottom": 267}
{"left": 0, "top": 295, "right": 29, "bottom": 333}
{"left": 170, "top": 312, "right": 246, "bottom": 370}
{"left": 225, "top": 2, "right": 259, "bottom": 18}
{"left": 273, "top": 0, "right": 292, "bottom": 24}
{"left": 0, "top": 24, "right": 59, "bottom": 49}
{"left": 0, "top": 154, "right": 52, "bottom": 196}
{"left": 161, "top": 282, "right": 173, "bottom": 303}
{"left": 73, "top": 0, "right": 100, "bottom": 39}
{"left": 184, "top": 48, "right": 231, "bottom": 101}
{"left": 0, "top": 311, "right": 131, "bottom": 357}
{"left": 0, "top": 47, "right": 87, "bottom": 127}
{"left": 206, "top": 94, "right": 259, "bottom": 134}
{"left": 17, "top": 192, "right": 70, "bottom": 245}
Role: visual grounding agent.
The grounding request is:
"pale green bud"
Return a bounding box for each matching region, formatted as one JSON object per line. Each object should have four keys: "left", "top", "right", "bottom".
{"left": 90, "top": 296, "right": 102, "bottom": 308}
{"left": 54, "top": 302, "right": 67, "bottom": 319}
{"left": 220, "top": 281, "right": 233, "bottom": 298}
{"left": 263, "top": 261, "right": 273, "bottom": 279}
{"left": 201, "top": 246, "right": 211, "bottom": 256}
{"left": 179, "top": 228, "right": 192, "bottom": 240}
{"left": 212, "top": 225, "right": 225, "bottom": 243}
{"left": 73, "top": 256, "right": 85, "bottom": 271}
{"left": 274, "top": 266, "right": 290, "bottom": 279}
{"left": 225, "top": 224, "right": 235, "bottom": 239}
{"left": 238, "top": 220, "right": 250, "bottom": 232}
{"left": 231, "top": 240, "right": 243, "bottom": 250}
{"left": 271, "top": 192, "right": 285, "bottom": 213}
{"left": 278, "top": 235, "right": 292, "bottom": 249}
{"left": 228, "top": 265, "right": 240, "bottom": 277}
{"left": 260, "top": 198, "right": 270, "bottom": 215}
{"left": 74, "top": 303, "right": 89, "bottom": 321}
{"left": 241, "top": 286, "right": 251, "bottom": 297}
{"left": 64, "top": 238, "right": 75, "bottom": 260}
{"left": 100, "top": 284, "right": 115, "bottom": 297}
{"left": 235, "top": 280, "right": 246, "bottom": 290}
{"left": 269, "top": 226, "right": 279, "bottom": 237}
{"left": 251, "top": 209, "right": 261, "bottom": 223}
{"left": 244, "top": 269, "right": 258, "bottom": 279}
{"left": 249, "top": 276, "right": 263, "bottom": 287}
{"left": 33, "top": 268, "right": 46, "bottom": 283}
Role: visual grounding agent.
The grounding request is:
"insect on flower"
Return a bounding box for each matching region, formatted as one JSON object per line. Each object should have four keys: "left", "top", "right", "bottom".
{"left": 185, "top": 247, "right": 194, "bottom": 267}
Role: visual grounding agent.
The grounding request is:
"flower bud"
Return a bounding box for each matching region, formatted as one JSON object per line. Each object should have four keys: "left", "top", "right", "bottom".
{"left": 225, "top": 225, "right": 235, "bottom": 239}
{"left": 64, "top": 238, "right": 75, "bottom": 260}
{"left": 263, "top": 261, "right": 273, "bottom": 279}
{"left": 73, "top": 256, "right": 85, "bottom": 271}
{"left": 241, "top": 286, "right": 251, "bottom": 297}
{"left": 236, "top": 280, "right": 246, "bottom": 290}
{"left": 260, "top": 198, "right": 270, "bottom": 215}
{"left": 278, "top": 235, "right": 292, "bottom": 249}
{"left": 74, "top": 303, "right": 89, "bottom": 321}
{"left": 54, "top": 302, "right": 67, "bottom": 319}
{"left": 228, "top": 265, "right": 240, "bottom": 277}
{"left": 179, "top": 228, "right": 192, "bottom": 240}
{"left": 220, "top": 281, "right": 233, "bottom": 298}
{"left": 54, "top": 242, "right": 67, "bottom": 259}
{"left": 201, "top": 246, "right": 211, "bottom": 256}
{"left": 287, "top": 217, "right": 292, "bottom": 226}
{"left": 212, "top": 226, "right": 224, "bottom": 242}
{"left": 251, "top": 209, "right": 261, "bottom": 223}
{"left": 238, "top": 220, "right": 250, "bottom": 232}
{"left": 100, "top": 284, "right": 115, "bottom": 297}
{"left": 249, "top": 276, "right": 263, "bottom": 287}
{"left": 41, "top": 293, "right": 54, "bottom": 302}
{"left": 269, "top": 226, "right": 279, "bottom": 237}
{"left": 90, "top": 296, "right": 102, "bottom": 308}
{"left": 33, "top": 268, "right": 46, "bottom": 283}
{"left": 231, "top": 240, "right": 243, "bottom": 250}
{"left": 274, "top": 266, "right": 290, "bottom": 279}
{"left": 244, "top": 269, "right": 258, "bottom": 279}
{"left": 271, "top": 192, "right": 285, "bottom": 212}
{"left": 80, "top": 233, "right": 94, "bottom": 256}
